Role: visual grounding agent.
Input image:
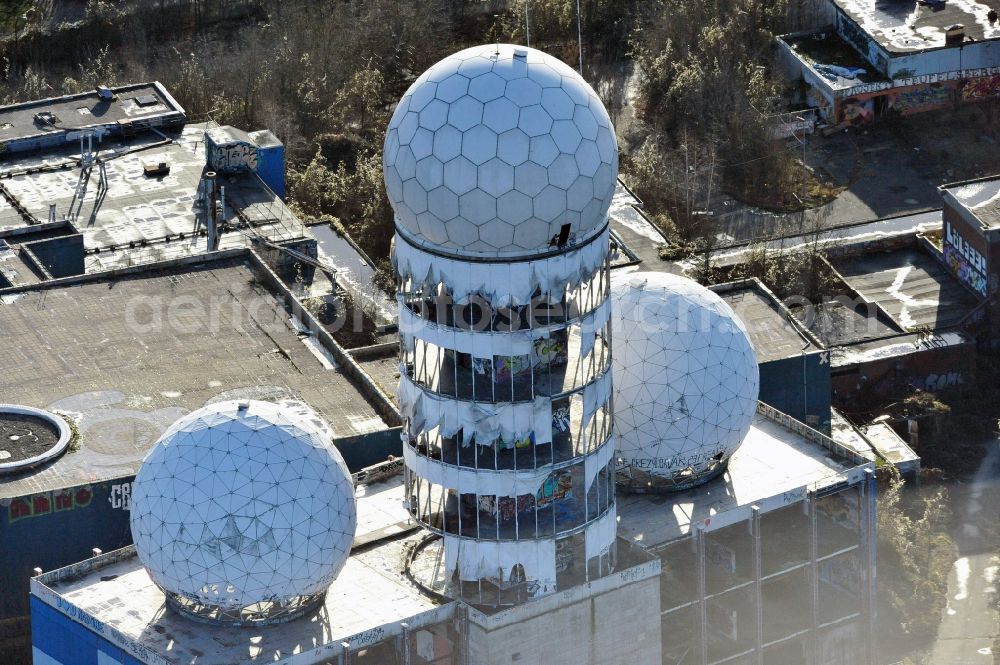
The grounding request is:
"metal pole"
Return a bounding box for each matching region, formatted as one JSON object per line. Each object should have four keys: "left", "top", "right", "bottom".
{"left": 525, "top": 0, "right": 530, "bottom": 47}
{"left": 808, "top": 491, "right": 819, "bottom": 664}
{"left": 576, "top": 0, "right": 584, "bottom": 75}
{"left": 696, "top": 528, "right": 708, "bottom": 665}
{"left": 401, "top": 622, "right": 412, "bottom": 665}
{"left": 751, "top": 506, "right": 763, "bottom": 665}
{"left": 864, "top": 469, "right": 878, "bottom": 665}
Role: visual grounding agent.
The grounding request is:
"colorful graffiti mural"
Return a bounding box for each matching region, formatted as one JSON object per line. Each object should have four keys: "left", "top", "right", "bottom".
{"left": 840, "top": 97, "right": 874, "bottom": 125}
{"left": 944, "top": 221, "right": 988, "bottom": 297}
{"left": 962, "top": 75, "right": 1000, "bottom": 102}
{"left": 889, "top": 84, "right": 952, "bottom": 114}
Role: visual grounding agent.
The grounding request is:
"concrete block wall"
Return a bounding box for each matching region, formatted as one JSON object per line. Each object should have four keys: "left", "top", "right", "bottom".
{"left": 465, "top": 573, "right": 662, "bottom": 665}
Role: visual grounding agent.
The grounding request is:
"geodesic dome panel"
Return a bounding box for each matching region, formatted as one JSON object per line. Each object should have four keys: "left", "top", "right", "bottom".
{"left": 610, "top": 272, "right": 759, "bottom": 489}
{"left": 384, "top": 44, "right": 619, "bottom": 257}
{"left": 129, "top": 400, "right": 356, "bottom": 622}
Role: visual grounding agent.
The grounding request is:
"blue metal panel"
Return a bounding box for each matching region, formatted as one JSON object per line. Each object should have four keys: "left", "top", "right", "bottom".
{"left": 256, "top": 144, "right": 286, "bottom": 200}
{"left": 97, "top": 640, "right": 128, "bottom": 664}
{"left": 30, "top": 598, "right": 99, "bottom": 665}
{"left": 2, "top": 480, "right": 134, "bottom": 621}
{"left": 758, "top": 354, "right": 832, "bottom": 434}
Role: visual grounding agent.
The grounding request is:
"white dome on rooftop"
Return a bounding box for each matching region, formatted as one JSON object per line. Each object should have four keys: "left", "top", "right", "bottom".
{"left": 384, "top": 44, "right": 619, "bottom": 257}
{"left": 611, "top": 272, "right": 760, "bottom": 491}
{"left": 129, "top": 400, "right": 356, "bottom": 624}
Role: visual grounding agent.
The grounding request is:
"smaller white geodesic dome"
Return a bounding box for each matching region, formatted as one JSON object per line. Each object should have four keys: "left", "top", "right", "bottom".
{"left": 611, "top": 272, "right": 759, "bottom": 490}
{"left": 384, "top": 43, "right": 619, "bottom": 256}
{"left": 129, "top": 400, "right": 356, "bottom": 624}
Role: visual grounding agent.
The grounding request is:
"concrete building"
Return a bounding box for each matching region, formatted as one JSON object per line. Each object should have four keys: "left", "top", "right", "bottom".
{"left": 8, "top": 60, "right": 882, "bottom": 665}
{"left": 0, "top": 250, "right": 399, "bottom": 663}
{"left": 26, "top": 403, "right": 874, "bottom": 665}
{"left": 778, "top": 0, "right": 1000, "bottom": 125}
{"left": 824, "top": 242, "right": 980, "bottom": 402}
{"left": 712, "top": 279, "right": 832, "bottom": 433}
{"left": 0, "top": 82, "right": 309, "bottom": 283}
{"left": 940, "top": 176, "right": 1000, "bottom": 340}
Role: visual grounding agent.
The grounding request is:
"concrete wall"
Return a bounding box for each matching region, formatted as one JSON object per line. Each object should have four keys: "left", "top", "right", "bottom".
{"left": 465, "top": 565, "right": 662, "bottom": 665}
{"left": 786, "top": 0, "right": 837, "bottom": 32}
{"left": 21, "top": 234, "right": 85, "bottom": 279}
{"left": 832, "top": 336, "right": 977, "bottom": 400}
{"left": 886, "top": 41, "right": 1000, "bottom": 78}
{"left": 334, "top": 427, "right": 403, "bottom": 471}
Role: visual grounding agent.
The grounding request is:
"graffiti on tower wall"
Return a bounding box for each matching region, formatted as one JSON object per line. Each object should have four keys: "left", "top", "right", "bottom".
{"left": 943, "top": 221, "right": 988, "bottom": 297}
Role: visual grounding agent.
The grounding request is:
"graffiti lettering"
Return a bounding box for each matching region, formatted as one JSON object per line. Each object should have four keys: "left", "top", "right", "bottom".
{"left": 212, "top": 142, "right": 258, "bottom": 172}
{"left": 944, "top": 222, "right": 988, "bottom": 297}
{"left": 838, "top": 15, "right": 876, "bottom": 68}
{"left": 619, "top": 567, "right": 642, "bottom": 583}
{"left": 109, "top": 482, "right": 132, "bottom": 510}
{"left": 921, "top": 372, "right": 963, "bottom": 392}
{"left": 620, "top": 448, "right": 725, "bottom": 472}
{"left": 8, "top": 486, "right": 93, "bottom": 523}
{"left": 348, "top": 626, "right": 386, "bottom": 648}
{"left": 836, "top": 67, "right": 1000, "bottom": 98}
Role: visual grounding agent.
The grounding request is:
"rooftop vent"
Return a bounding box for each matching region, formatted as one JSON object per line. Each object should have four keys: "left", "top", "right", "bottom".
{"left": 945, "top": 24, "right": 965, "bottom": 46}
{"left": 135, "top": 94, "right": 158, "bottom": 107}
{"left": 97, "top": 86, "right": 114, "bottom": 100}
{"left": 513, "top": 47, "right": 528, "bottom": 59}
{"left": 32, "top": 112, "right": 58, "bottom": 127}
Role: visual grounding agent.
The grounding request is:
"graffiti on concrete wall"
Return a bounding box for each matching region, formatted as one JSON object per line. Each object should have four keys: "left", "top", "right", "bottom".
{"left": 944, "top": 221, "right": 988, "bottom": 297}
{"left": 211, "top": 141, "right": 258, "bottom": 172}
{"left": 838, "top": 13, "right": 878, "bottom": 70}
{"left": 109, "top": 482, "right": 132, "bottom": 511}
{"left": 840, "top": 97, "right": 874, "bottom": 125}
{"left": 920, "top": 371, "right": 963, "bottom": 392}
{"left": 7, "top": 486, "right": 93, "bottom": 523}
{"left": 890, "top": 85, "right": 952, "bottom": 114}
{"left": 962, "top": 75, "right": 1000, "bottom": 101}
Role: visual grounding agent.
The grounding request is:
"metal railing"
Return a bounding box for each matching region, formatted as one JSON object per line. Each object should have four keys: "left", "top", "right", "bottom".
{"left": 756, "top": 401, "right": 871, "bottom": 466}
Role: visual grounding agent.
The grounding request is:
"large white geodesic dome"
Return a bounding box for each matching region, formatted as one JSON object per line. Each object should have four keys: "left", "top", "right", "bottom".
{"left": 611, "top": 272, "right": 760, "bottom": 491}
{"left": 384, "top": 44, "right": 618, "bottom": 256}
{"left": 129, "top": 400, "right": 356, "bottom": 624}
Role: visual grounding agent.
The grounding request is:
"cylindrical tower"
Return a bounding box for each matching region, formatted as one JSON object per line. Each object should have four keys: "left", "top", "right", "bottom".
{"left": 386, "top": 44, "right": 619, "bottom": 606}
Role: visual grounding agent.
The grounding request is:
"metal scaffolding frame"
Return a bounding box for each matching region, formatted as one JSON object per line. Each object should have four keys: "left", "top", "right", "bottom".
{"left": 666, "top": 468, "right": 877, "bottom": 665}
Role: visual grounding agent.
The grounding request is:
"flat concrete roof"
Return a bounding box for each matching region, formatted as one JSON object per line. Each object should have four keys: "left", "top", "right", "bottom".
{"left": 608, "top": 181, "right": 679, "bottom": 272}
{"left": 829, "top": 328, "right": 972, "bottom": 367}
{"left": 831, "top": 248, "right": 978, "bottom": 330}
{"left": 0, "top": 255, "right": 388, "bottom": 499}
{"left": 942, "top": 176, "right": 1000, "bottom": 230}
{"left": 617, "top": 411, "right": 866, "bottom": 549}
{"left": 834, "top": 0, "right": 1000, "bottom": 53}
{"left": 34, "top": 475, "right": 440, "bottom": 665}
{"left": 0, "top": 122, "right": 305, "bottom": 273}
{"left": 795, "top": 297, "right": 903, "bottom": 348}
{"left": 353, "top": 348, "right": 402, "bottom": 404}
{"left": 0, "top": 83, "right": 182, "bottom": 148}
{"left": 711, "top": 281, "right": 823, "bottom": 363}
{"left": 859, "top": 422, "right": 920, "bottom": 473}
